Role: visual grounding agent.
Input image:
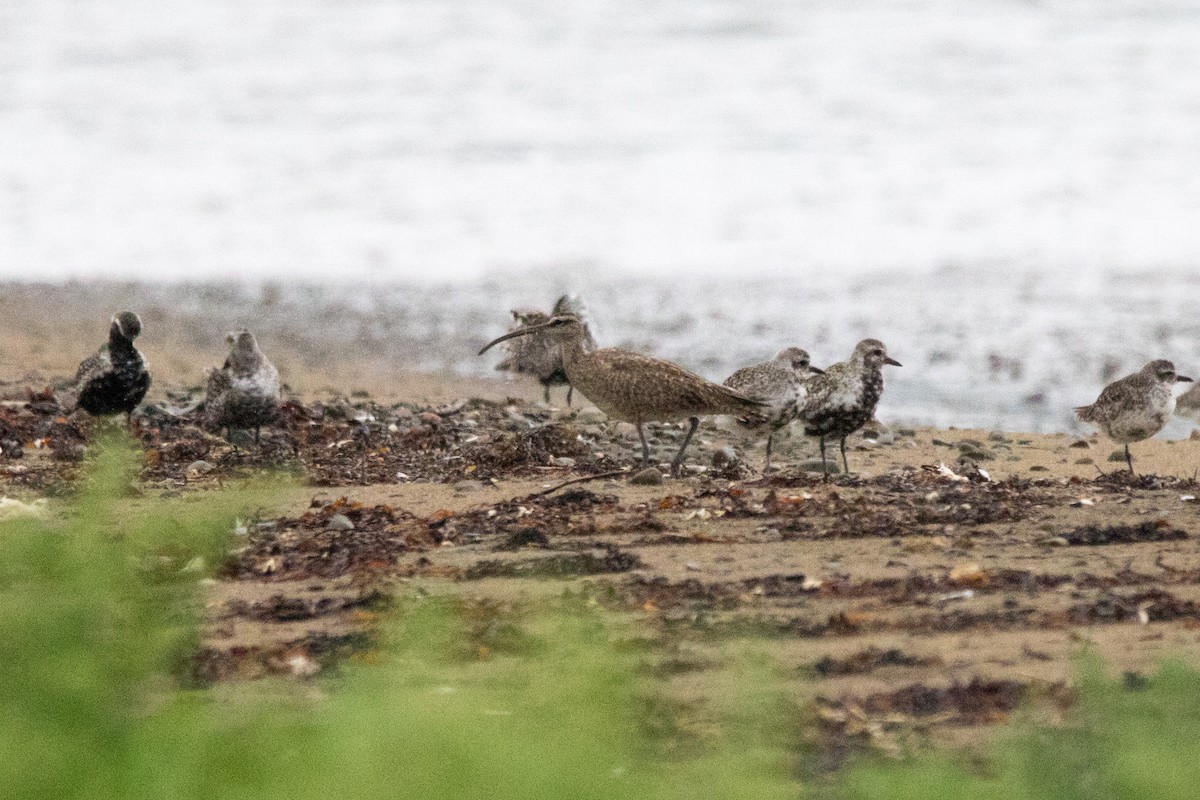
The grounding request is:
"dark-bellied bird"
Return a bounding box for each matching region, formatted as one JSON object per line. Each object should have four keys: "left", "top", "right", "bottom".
{"left": 73, "top": 311, "right": 152, "bottom": 423}
{"left": 205, "top": 329, "right": 280, "bottom": 443}
{"left": 1077, "top": 359, "right": 1192, "bottom": 473}
{"left": 723, "top": 347, "right": 823, "bottom": 472}
{"left": 801, "top": 338, "right": 901, "bottom": 478}
{"left": 481, "top": 314, "right": 765, "bottom": 477}
{"left": 493, "top": 294, "right": 596, "bottom": 405}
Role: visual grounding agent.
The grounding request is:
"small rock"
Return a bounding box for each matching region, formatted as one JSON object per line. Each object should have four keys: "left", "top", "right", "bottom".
{"left": 327, "top": 514, "right": 355, "bottom": 531}
{"left": 576, "top": 409, "right": 607, "bottom": 424}
{"left": 550, "top": 456, "right": 576, "bottom": 468}
{"left": 186, "top": 460, "right": 214, "bottom": 475}
{"left": 630, "top": 467, "right": 664, "bottom": 486}
{"left": 874, "top": 431, "right": 896, "bottom": 445}
{"left": 613, "top": 422, "right": 640, "bottom": 440}
{"left": 711, "top": 446, "right": 740, "bottom": 468}
{"left": 1069, "top": 439, "right": 1090, "bottom": 449}
{"left": 987, "top": 431, "right": 1011, "bottom": 443}
{"left": 1039, "top": 536, "right": 1070, "bottom": 547}
{"left": 797, "top": 459, "right": 839, "bottom": 474}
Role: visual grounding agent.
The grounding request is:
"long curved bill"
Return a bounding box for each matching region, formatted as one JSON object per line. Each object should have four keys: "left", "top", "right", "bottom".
{"left": 885, "top": 357, "right": 902, "bottom": 367}
{"left": 809, "top": 366, "right": 825, "bottom": 375}
{"left": 1178, "top": 375, "right": 1194, "bottom": 382}
{"left": 477, "top": 319, "right": 557, "bottom": 355}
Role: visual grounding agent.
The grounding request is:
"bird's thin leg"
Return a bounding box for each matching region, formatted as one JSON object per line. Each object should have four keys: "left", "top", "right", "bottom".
{"left": 764, "top": 433, "right": 773, "bottom": 473}
{"left": 840, "top": 437, "right": 850, "bottom": 475}
{"left": 637, "top": 422, "right": 651, "bottom": 468}
{"left": 819, "top": 436, "right": 829, "bottom": 481}
{"left": 1126, "top": 444, "right": 1134, "bottom": 475}
{"left": 670, "top": 417, "right": 700, "bottom": 478}
{"left": 255, "top": 426, "right": 261, "bottom": 445}
{"left": 566, "top": 386, "right": 574, "bottom": 407}
{"left": 543, "top": 385, "right": 551, "bottom": 404}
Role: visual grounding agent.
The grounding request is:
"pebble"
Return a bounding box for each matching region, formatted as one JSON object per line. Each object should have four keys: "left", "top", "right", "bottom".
{"left": 550, "top": 456, "right": 576, "bottom": 468}
{"left": 629, "top": 467, "right": 664, "bottom": 486}
{"left": 186, "top": 460, "right": 214, "bottom": 475}
{"left": 327, "top": 514, "right": 355, "bottom": 531}
{"left": 575, "top": 409, "right": 607, "bottom": 425}
{"left": 711, "top": 446, "right": 740, "bottom": 468}
{"left": 613, "top": 422, "right": 640, "bottom": 440}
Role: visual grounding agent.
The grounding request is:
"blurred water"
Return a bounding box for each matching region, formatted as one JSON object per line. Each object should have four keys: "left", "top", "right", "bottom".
{"left": 3, "top": 0, "right": 1200, "bottom": 280}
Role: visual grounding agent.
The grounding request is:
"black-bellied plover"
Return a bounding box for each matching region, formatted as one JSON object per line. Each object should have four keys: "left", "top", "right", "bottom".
{"left": 480, "top": 314, "right": 765, "bottom": 477}
{"left": 492, "top": 294, "right": 596, "bottom": 405}
{"left": 723, "top": 347, "right": 823, "bottom": 472}
{"left": 205, "top": 329, "right": 280, "bottom": 444}
{"left": 1076, "top": 359, "right": 1192, "bottom": 473}
{"left": 73, "top": 311, "right": 152, "bottom": 423}
{"left": 801, "top": 338, "right": 901, "bottom": 478}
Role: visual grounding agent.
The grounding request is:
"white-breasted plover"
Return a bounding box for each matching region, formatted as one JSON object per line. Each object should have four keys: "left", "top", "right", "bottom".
{"left": 1076, "top": 359, "right": 1192, "bottom": 473}
{"left": 723, "top": 347, "right": 823, "bottom": 472}
{"left": 205, "top": 329, "right": 280, "bottom": 444}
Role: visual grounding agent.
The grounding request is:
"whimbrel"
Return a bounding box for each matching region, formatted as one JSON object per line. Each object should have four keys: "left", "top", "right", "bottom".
{"left": 723, "top": 347, "right": 823, "bottom": 472}
{"left": 801, "top": 338, "right": 901, "bottom": 478}
{"left": 493, "top": 294, "right": 596, "bottom": 405}
{"left": 73, "top": 311, "right": 152, "bottom": 424}
{"left": 205, "top": 329, "right": 280, "bottom": 444}
{"left": 1076, "top": 359, "right": 1192, "bottom": 473}
{"left": 480, "top": 315, "right": 765, "bottom": 477}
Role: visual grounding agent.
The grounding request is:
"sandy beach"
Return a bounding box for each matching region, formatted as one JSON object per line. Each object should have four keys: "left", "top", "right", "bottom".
{"left": 5, "top": 315, "right": 1200, "bottom": 760}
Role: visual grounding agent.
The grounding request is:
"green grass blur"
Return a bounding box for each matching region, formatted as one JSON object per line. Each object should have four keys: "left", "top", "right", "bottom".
{"left": 4, "top": 437, "right": 1200, "bottom": 799}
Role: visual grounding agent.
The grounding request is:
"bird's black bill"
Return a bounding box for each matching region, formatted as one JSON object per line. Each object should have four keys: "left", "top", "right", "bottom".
{"left": 477, "top": 320, "right": 556, "bottom": 355}
{"left": 809, "top": 366, "right": 825, "bottom": 375}
{"left": 1178, "top": 375, "right": 1194, "bottom": 383}
{"left": 885, "top": 357, "right": 902, "bottom": 367}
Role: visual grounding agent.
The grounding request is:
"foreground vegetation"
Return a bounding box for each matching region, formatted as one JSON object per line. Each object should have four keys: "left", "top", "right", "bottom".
{"left": 3, "top": 439, "right": 1200, "bottom": 799}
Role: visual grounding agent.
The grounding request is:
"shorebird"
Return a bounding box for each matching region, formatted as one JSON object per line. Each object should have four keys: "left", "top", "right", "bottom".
{"left": 723, "top": 347, "right": 823, "bottom": 472}
{"left": 1076, "top": 359, "right": 1192, "bottom": 473}
{"left": 479, "top": 315, "right": 765, "bottom": 477}
{"left": 73, "top": 311, "right": 152, "bottom": 423}
{"left": 205, "top": 329, "right": 280, "bottom": 444}
{"left": 493, "top": 294, "right": 596, "bottom": 405}
{"left": 801, "top": 338, "right": 901, "bottom": 478}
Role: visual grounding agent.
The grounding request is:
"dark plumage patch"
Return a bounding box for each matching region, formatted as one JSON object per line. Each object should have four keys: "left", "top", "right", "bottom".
{"left": 74, "top": 313, "right": 151, "bottom": 417}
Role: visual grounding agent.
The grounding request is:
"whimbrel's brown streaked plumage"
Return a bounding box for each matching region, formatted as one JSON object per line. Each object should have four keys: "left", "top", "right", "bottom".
{"left": 1076, "top": 359, "right": 1192, "bottom": 473}
{"left": 723, "top": 347, "right": 823, "bottom": 472}
{"left": 493, "top": 294, "right": 596, "bottom": 405}
{"left": 801, "top": 338, "right": 901, "bottom": 478}
{"left": 480, "top": 315, "right": 765, "bottom": 477}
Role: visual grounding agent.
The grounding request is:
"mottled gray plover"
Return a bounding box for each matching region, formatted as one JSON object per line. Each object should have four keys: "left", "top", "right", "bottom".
{"left": 493, "top": 294, "right": 596, "bottom": 405}
{"left": 723, "top": 347, "right": 823, "bottom": 472}
{"left": 801, "top": 338, "right": 901, "bottom": 478}
{"left": 73, "top": 311, "right": 152, "bottom": 423}
{"left": 205, "top": 329, "right": 280, "bottom": 443}
{"left": 1076, "top": 359, "right": 1192, "bottom": 473}
{"left": 480, "top": 315, "right": 765, "bottom": 477}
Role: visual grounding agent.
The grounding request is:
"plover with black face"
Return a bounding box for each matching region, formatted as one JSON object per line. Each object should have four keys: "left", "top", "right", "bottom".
{"left": 800, "top": 338, "right": 901, "bottom": 478}
{"left": 73, "top": 311, "right": 152, "bottom": 423}
{"left": 205, "top": 329, "right": 280, "bottom": 444}
{"left": 480, "top": 314, "right": 765, "bottom": 478}
{"left": 1076, "top": 359, "right": 1192, "bottom": 474}
{"left": 723, "top": 347, "right": 823, "bottom": 472}
{"left": 493, "top": 294, "right": 596, "bottom": 406}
